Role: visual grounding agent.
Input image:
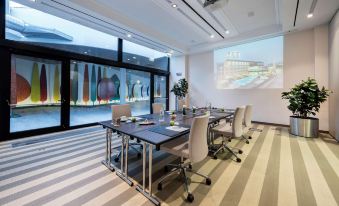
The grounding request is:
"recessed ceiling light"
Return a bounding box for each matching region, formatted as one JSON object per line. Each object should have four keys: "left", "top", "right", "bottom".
{"left": 169, "top": 50, "right": 174, "bottom": 54}
{"left": 225, "top": 30, "right": 230, "bottom": 34}
{"left": 210, "top": 34, "right": 215, "bottom": 38}
{"left": 307, "top": 13, "right": 313, "bottom": 18}
{"left": 127, "top": 34, "right": 132, "bottom": 38}
{"left": 84, "top": 51, "right": 88, "bottom": 54}
{"left": 172, "top": 4, "right": 177, "bottom": 8}
{"left": 133, "top": 56, "right": 136, "bottom": 59}
{"left": 127, "top": 59, "right": 130, "bottom": 61}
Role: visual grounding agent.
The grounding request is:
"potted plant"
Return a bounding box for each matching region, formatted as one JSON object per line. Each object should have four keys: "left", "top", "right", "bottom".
{"left": 281, "top": 78, "right": 331, "bottom": 137}
{"left": 171, "top": 78, "right": 188, "bottom": 111}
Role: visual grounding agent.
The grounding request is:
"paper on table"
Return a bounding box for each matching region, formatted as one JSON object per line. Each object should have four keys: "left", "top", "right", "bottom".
{"left": 128, "top": 117, "right": 143, "bottom": 121}
{"left": 209, "top": 116, "right": 216, "bottom": 119}
{"left": 166, "top": 126, "right": 189, "bottom": 132}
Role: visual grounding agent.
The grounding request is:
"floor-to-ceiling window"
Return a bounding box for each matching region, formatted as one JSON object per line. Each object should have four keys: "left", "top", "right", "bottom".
{"left": 0, "top": 0, "right": 169, "bottom": 139}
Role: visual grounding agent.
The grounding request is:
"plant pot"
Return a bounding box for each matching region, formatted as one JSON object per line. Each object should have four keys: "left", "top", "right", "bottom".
{"left": 289, "top": 116, "right": 319, "bottom": 138}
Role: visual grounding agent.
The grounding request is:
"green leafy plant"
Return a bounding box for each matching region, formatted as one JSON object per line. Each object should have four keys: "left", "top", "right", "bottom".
{"left": 281, "top": 78, "right": 331, "bottom": 118}
{"left": 171, "top": 78, "right": 188, "bottom": 99}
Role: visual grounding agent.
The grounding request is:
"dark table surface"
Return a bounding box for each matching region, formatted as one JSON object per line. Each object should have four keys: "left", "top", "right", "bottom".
{"left": 99, "top": 109, "right": 233, "bottom": 149}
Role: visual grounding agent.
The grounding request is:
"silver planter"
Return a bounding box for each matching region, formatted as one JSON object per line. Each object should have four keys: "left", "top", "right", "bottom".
{"left": 289, "top": 116, "right": 319, "bottom": 138}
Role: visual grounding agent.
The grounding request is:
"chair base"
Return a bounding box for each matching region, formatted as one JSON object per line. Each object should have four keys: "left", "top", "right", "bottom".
{"left": 209, "top": 134, "right": 242, "bottom": 162}
{"left": 157, "top": 162, "right": 211, "bottom": 203}
{"left": 113, "top": 143, "right": 142, "bottom": 162}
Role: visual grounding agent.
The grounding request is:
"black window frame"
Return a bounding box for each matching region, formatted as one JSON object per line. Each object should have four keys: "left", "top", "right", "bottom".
{"left": 0, "top": 1, "right": 170, "bottom": 140}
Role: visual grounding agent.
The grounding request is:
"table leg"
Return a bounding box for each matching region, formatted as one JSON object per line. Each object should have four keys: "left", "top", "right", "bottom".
{"left": 116, "top": 134, "right": 134, "bottom": 186}
{"left": 136, "top": 143, "right": 160, "bottom": 206}
{"left": 101, "top": 128, "right": 116, "bottom": 171}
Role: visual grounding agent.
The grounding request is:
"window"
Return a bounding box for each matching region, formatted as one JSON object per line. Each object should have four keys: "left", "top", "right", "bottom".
{"left": 10, "top": 55, "right": 62, "bottom": 132}
{"left": 6, "top": 1, "right": 118, "bottom": 60}
{"left": 125, "top": 69, "right": 151, "bottom": 116}
{"left": 214, "top": 36, "right": 283, "bottom": 89}
{"left": 123, "top": 40, "right": 169, "bottom": 71}
{"left": 70, "top": 61, "right": 121, "bottom": 126}
{"left": 154, "top": 75, "right": 167, "bottom": 109}
{"left": 69, "top": 61, "right": 151, "bottom": 126}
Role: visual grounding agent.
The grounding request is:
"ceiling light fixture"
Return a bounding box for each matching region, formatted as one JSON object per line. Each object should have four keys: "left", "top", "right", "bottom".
{"left": 133, "top": 56, "right": 136, "bottom": 59}
{"left": 225, "top": 30, "right": 230, "bottom": 34}
{"left": 172, "top": 4, "right": 177, "bottom": 8}
{"left": 307, "top": 0, "right": 317, "bottom": 19}
{"left": 210, "top": 34, "right": 215, "bottom": 38}
{"left": 127, "top": 33, "right": 132, "bottom": 38}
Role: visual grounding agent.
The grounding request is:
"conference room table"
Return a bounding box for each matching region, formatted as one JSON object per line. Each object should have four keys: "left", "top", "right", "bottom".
{"left": 98, "top": 108, "right": 234, "bottom": 205}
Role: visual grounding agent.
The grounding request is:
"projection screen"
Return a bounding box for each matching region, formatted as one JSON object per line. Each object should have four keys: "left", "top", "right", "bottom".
{"left": 214, "top": 36, "right": 283, "bottom": 89}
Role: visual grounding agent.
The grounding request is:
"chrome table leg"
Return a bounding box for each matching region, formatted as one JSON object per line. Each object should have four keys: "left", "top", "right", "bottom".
{"left": 101, "top": 128, "right": 117, "bottom": 171}
{"left": 136, "top": 143, "right": 160, "bottom": 206}
{"left": 116, "top": 134, "right": 133, "bottom": 186}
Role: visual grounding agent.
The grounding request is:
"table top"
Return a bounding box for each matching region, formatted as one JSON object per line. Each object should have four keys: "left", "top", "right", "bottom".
{"left": 99, "top": 109, "right": 233, "bottom": 148}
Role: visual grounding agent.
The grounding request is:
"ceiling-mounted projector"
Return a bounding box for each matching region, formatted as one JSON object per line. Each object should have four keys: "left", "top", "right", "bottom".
{"left": 203, "top": 0, "right": 228, "bottom": 12}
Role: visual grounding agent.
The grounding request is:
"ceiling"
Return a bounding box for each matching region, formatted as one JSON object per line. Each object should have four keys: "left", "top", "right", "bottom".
{"left": 15, "top": 0, "right": 339, "bottom": 55}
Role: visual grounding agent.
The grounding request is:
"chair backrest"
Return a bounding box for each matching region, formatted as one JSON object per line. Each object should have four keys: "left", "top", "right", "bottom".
{"left": 232, "top": 107, "right": 245, "bottom": 138}
{"left": 244, "top": 105, "right": 253, "bottom": 127}
{"left": 111, "top": 104, "right": 131, "bottom": 120}
{"left": 188, "top": 115, "right": 209, "bottom": 163}
{"left": 152, "top": 103, "right": 163, "bottom": 114}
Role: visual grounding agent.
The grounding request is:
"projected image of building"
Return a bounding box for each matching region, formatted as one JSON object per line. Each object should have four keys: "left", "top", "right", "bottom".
{"left": 216, "top": 51, "right": 283, "bottom": 89}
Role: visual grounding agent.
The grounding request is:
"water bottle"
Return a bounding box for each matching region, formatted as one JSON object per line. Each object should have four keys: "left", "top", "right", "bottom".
{"left": 159, "top": 108, "right": 164, "bottom": 122}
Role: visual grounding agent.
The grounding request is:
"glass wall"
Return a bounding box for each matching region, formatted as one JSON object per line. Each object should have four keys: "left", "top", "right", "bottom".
{"left": 1, "top": 1, "right": 169, "bottom": 137}
{"left": 123, "top": 40, "right": 169, "bottom": 71}
{"left": 125, "top": 69, "right": 150, "bottom": 116}
{"left": 69, "top": 62, "right": 151, "bottom": 126}
{"left": 10, "top": 55, "right": 61, "bottom": 132}
{"left": 70, "top": 61, "right": 121, "bottom": 126}
{"left": 5, "top": 1, "right": 118, "bottom": 60}
{"left": 154, "top": 75, "right": 167, "bottom": 109}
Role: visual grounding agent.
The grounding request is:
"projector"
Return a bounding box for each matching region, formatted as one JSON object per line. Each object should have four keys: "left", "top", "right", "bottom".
{"left": 203, "top": 0, "right": 228, "bottom": 12}
{"left": 203, "top": 0, "right": 220, "bottom": 7}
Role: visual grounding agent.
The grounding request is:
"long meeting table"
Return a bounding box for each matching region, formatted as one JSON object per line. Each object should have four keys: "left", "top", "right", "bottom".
{"left": 99, "top": 109, "right": 234, "bottom": 205}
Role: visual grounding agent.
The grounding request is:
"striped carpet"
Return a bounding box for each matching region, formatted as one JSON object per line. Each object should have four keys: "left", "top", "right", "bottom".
{"left": 0, "top": 124, "right": 339, "bottom": 206}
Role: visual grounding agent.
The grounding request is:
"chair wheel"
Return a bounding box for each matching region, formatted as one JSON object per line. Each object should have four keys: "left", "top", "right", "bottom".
{"left": 236, "top": 158, "right": 241, "bottom": 163}
{"left": 246, "top": 140, "right": 249, "bottom": 144}
{"left": 137, "top": 153, "right": 141, "bottom": 158}
{"left": 213, "top": 155, "right": 218, "bottom": 160}
{"left": 188, "top": 164, "right": 192, "bottom": 169}
{"left": 228, "top": 139, "right": 232, "bottom": 142}
{"left": 249, "top": 136, "right": 252, "bottom": 139}
{"left": 164, "top": 166, "right": 169, "bottom": 173}
{"left": 157, "top": 183, "right": 162, "bottom": 190}
{"left": 238, "top": 150, "right": 243, "bottom": 154}
{"left": 206, "top": 178, "right": 212, "bottom": 185}
{"left": 187, "top": 193, "right": 194, "bottom": 202}
{"left": 114, "top": 157, "right": 120, "bottom": 162}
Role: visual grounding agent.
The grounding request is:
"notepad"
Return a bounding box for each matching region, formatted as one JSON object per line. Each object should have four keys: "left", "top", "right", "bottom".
{"left": 165, "top": 126, "right": 189, "bottom": 132}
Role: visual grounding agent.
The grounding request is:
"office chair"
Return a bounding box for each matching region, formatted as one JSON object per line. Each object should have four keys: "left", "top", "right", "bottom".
{"left": 112, "top": 104, "right": 142, "bottom": 162}
{"left": 211, "top": 107, "right": 247, "bottom": 162}
{"left": 158, "top": 115, "right": 211, "bottom": 202}
{"left": 152, "top": 103, "right": 163, "bottom": 114}
{"left": 244, "top": 104, "right": 262, "bottom": 133}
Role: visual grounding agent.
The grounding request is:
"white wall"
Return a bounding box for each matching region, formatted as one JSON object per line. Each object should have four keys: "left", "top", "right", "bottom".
{"left": 329, "top": 11, "right": 339, "bottom": 140}
{"left": 187, "top": 26, "right": 330, "bottom": 131}
{"left": 169, "top": 55, "right": 188, "bottom": 110}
